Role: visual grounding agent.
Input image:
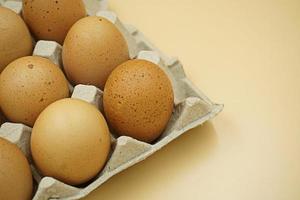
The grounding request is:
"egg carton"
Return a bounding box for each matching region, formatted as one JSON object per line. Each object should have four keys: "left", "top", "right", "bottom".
{"left": 0, "top": 2, "right": 223, "bottom": 200}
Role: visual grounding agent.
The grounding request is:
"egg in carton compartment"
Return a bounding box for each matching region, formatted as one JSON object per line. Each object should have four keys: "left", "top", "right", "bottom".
{"left": 0, "top": 2, "right": 223, "bottom": 200}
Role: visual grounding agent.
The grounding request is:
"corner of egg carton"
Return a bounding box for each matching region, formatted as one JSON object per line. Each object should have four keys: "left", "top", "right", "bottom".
{"left": 161, "top": 97, "right": 212, "bottom": 137}
{"left": 71, "top": 84, "right": 103, "bottom": 109}
{"left": 33, "top": 40, "right": 62, "bottom": 67}
{"left": 33, "top": 177, "right": 81, "bottom": 200}
{"left": 3, "top": 0, "right": 22, "bottom": 14}
{"left": 84, "top": 0, "right": 108, "bottom": 16}
{"left": 154, "top": 97, "right": 223, "bottom": 150}
{"left": 76, "top": 136, "right": 153, "bottom": 199}
{"left": 101, "top": 136, "right": 152, "bottom": 173}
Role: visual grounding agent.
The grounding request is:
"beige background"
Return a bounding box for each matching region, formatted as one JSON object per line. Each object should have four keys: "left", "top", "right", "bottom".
{"left": 85, "top": 0, "right": 300, "bottom": 199}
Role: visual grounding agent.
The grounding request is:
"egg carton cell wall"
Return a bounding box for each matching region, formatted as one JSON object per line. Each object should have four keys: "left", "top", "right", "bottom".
{"left": 0, "top": 1, "right": 223, "bottom": 200}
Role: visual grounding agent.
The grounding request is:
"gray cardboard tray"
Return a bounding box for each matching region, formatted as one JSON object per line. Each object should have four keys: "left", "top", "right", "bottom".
{"left": 0, "top": 1, "right": 223, "bottom": 199}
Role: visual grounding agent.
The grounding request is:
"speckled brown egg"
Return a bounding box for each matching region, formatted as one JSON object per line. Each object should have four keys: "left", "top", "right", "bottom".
{"left": 0, "top": 138, "right": 33, "bottom": 200}
{"left": 0, "top": 7, "right": 33, "bottom": 72}
{"left": 62, "top": 16, "right": 129, "bottom": 90}
{"left": 22, "top": 0, "right": 86, "bottom": 44}
{"left": 31, "top": 98, "right": 111, "bottom": 185}
{"left": 103, "top": 59, "right": 174, "bottom": 143}
{"left": 0, "top": 56, "right": 69, "bottom": 127}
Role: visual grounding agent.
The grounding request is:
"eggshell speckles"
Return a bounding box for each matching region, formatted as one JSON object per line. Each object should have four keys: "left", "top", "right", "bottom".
{"left": 103, "top": 59, "right": 174, "bottom": 143}
{"left": 0, "top": 56, "right": 69, "bottom": 127}
{"left": 62, "top": 16, "right": 129, "bottom": 90}
{"left": 22, "top": 0, "right": 86, "bottom": 44}
{"left": 0, "top": 7, "right": 33, "bottom": 72}
{"left": 31, "top": 98, "right": 111, "bottom": 185}
{"left": 0, "top": 138, "right": 33, "bottom": 200}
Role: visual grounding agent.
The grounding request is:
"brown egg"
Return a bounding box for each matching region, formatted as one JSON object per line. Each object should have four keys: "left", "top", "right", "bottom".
{"left": 103, "top": 59, "right": 174, "bottom": 143}
{"left": 0, "top": 138, "right": 33, "bottom": 200}
{"left": 0, "top": 56, "right": 69, "bottom": 127}
{"left": 62, "top": 16, "right": 129, "bottom": 90}
{"left": 0, "top": 7, "right": 33, "bottom": 72}
{"left": 22, "top": 0, "right": 86, "bottom": 44}
{"left": 31, "top": 98, "right": 111, "bottom": 185}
